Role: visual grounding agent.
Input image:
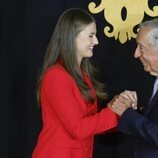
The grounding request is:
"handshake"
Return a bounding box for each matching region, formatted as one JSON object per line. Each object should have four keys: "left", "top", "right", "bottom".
{"left": 108, "top": 90, "right": 137, "bottom": 116}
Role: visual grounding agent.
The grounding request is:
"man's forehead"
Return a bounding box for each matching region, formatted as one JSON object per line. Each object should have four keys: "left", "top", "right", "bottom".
{"left": 136, "top": 27, "right": 152, "bottom": 44}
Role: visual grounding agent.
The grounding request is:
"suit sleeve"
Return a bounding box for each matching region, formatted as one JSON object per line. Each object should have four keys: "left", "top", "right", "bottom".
{"left": 118, "top": 108, "right": 158, "bottom": 147}
{"left": 42, "top": 68, "right": 118, "bottom": 140}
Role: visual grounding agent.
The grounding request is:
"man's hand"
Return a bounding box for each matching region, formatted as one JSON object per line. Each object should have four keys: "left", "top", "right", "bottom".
{"left": 108, "top": 91, "right": 137, "bottom": 116}
{"left": 120, "top": 90, "right": 137, "bottom": 110}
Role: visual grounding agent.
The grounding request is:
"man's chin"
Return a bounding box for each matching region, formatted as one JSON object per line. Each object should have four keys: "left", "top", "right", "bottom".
{"left": 144, "top": 67, "right": 158, "bottom": 76}
{"left": 149, "top": 71, "right": 158, "bottom": 77}
{"left": 144, "top": 67, "right": 149, "bottom": 72}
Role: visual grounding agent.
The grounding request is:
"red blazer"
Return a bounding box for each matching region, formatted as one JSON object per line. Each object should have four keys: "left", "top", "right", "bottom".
{"left": 32, "top": 62, "right": 118, "bottom": 158}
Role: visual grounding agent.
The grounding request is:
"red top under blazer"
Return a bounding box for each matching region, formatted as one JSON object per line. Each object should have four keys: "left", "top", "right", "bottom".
{"left": 32, "top": 61, "right": 118, "bottom": 158}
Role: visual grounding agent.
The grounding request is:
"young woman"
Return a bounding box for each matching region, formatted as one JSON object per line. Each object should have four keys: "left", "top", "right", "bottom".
{"left": 32, "top": 8, "right": 133, "bottom": 158}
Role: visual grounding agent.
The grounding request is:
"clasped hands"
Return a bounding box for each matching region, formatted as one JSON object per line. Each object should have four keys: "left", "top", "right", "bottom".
{"left": 108, "top": 90, "right": 137, "bottom": 116}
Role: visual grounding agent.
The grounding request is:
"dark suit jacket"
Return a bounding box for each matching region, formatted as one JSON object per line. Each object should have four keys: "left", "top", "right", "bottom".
{"left": 118, "top": 90, "right": 158, "bottom": 158}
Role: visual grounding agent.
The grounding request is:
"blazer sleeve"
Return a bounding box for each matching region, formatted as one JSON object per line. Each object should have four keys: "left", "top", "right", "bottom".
{"left": 41, "top": 67, "right": 118, "bottom": 140}
{"left": 118, "top": 108, "right": 158, "bottom": 147}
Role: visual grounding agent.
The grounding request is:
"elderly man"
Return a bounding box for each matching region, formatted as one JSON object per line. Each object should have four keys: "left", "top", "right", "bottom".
{"left": 109, "top": 18, "right": 158, "bottom": 158}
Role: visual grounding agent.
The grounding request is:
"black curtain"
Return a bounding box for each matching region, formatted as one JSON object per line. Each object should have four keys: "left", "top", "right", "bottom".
{"left": 1, "top": 0, "right": 157, "bottom": 158}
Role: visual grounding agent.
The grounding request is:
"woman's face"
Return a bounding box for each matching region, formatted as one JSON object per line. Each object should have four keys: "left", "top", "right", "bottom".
{"left": 75, "top": 22, "right": 99, "bottom": 65}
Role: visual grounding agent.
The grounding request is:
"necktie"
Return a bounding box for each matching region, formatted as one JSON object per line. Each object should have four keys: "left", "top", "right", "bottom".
{"left": 150, "top": 78, "right": 158, "bottom": 100}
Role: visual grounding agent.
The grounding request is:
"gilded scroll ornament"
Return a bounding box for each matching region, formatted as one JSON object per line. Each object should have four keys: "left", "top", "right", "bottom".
{"left": 88, "top": 0, "right": 158, "bottom": 44}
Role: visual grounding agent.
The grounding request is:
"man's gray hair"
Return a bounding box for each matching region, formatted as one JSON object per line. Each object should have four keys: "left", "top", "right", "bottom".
{"left": 140, "top": 18, "right": 158, "bottom": 51}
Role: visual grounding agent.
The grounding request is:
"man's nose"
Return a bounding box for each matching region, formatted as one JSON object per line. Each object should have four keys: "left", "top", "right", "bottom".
{"left": 134, "top": 46, "right": 141, "bottom": 58}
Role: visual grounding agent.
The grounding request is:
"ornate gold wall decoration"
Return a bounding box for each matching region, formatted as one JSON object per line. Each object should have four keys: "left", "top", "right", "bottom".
{"left": 88, "top": 0, "right": 158, "bottom": 44}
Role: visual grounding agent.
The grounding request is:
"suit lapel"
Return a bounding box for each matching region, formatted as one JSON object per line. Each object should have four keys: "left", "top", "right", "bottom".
{"left": 143, "top": 90, "right": 158, "bottom": 115}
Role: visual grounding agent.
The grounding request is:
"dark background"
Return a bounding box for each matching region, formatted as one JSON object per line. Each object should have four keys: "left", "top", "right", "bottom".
{"left": 1, "top": 0, "right": 157, "bottom": 158}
